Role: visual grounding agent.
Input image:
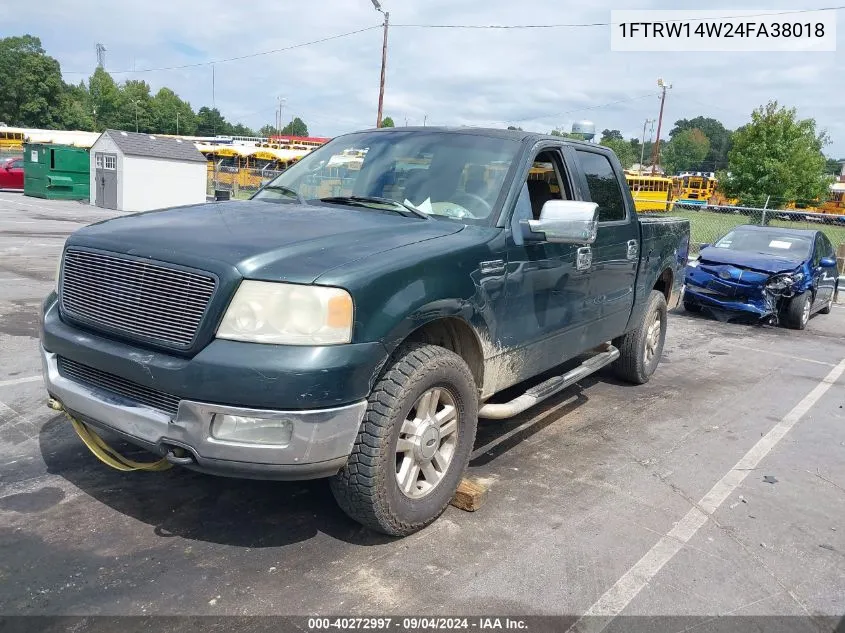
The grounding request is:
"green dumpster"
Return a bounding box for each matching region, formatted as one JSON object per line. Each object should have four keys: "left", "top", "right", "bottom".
{"left": 24, "top": 143, "right": 90, "bottom": 200}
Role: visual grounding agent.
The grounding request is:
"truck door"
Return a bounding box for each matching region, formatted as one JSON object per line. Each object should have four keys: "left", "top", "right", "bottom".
{"left": 572, "top": 148, "right": 639, "bottom": 341}
{"left": 497, "top": 146, "right": 593, "bottom": 385}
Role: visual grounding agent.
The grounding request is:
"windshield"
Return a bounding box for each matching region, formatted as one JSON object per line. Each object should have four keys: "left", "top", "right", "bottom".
{"left": 712, "top": 229, "right": 812, "bottom": 262}
{"left": 252, "top": 130, "right": 520, "bottom": 224}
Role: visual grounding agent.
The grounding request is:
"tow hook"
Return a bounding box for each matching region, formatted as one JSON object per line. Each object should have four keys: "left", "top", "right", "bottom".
{"left": 163, "top": 445, "right": 196, "bottom": 466}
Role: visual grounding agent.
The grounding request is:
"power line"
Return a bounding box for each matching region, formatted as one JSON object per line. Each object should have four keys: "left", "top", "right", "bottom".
{"left": 392, "top": 6, "right": 844, "bottom": 28}
{"left": 64, "top": 25, "right": 381, "bottom": 75}
{"left": 506, "top": 92, "right": 659, "bottom": 125}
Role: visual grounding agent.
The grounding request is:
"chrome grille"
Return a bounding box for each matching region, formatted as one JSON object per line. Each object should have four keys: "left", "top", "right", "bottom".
{"left": 60, "top": 249, "right": 216, "bottom": 348}
{"left": 57, "top": 356, "right": 181, "bottom": 418}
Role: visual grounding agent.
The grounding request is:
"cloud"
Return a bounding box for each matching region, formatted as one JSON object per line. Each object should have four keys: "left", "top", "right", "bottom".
{"left": 5, "top": 0, "right": 844, "bottom": 155}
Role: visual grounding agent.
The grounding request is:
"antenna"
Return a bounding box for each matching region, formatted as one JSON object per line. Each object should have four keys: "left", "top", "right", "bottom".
{"left": 96, "top": 43, "right": 107, "bottom": 69}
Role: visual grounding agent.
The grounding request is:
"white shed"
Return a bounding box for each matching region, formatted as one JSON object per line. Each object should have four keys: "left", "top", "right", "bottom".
{"left": 89, "top": 129, "right": 207, "bottom": 212}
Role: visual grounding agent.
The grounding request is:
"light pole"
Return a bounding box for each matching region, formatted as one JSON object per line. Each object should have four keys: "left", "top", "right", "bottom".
{"left": 277, "top": 97, "right": 286, "bottom": 136}
{"left": 176, "top": 111, "right": 180, "bottom": 135}
{"left": 133, "top": 99, "right": 140, "bottom": 132}
{"left": 650, "top": 78, "right": 672, "bottom": 174}
{"left": 639, "top": 118, "right": 654, "bottom": 169}
{"left": 372, "top": 0, "right": 389, "bottom": 128}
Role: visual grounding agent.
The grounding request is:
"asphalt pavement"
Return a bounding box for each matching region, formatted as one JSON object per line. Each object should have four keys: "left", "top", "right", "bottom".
{"left": 1, "top": 192, "right": 843, "bottom": 626}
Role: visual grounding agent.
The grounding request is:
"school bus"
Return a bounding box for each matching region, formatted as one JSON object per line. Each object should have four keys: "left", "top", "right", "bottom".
{"left": 672, "top": 172, "right": 717, "bottom": 206}
{"left": 624, "top": 171, "right": 673, "bottom": 212}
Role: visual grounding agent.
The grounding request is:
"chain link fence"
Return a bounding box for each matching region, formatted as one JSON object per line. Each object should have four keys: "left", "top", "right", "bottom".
{"left": 664, "top": 202, "right": 845, "bottom": 276}
{"left": 207, "top": 166, "right": 284, "bottom": 200}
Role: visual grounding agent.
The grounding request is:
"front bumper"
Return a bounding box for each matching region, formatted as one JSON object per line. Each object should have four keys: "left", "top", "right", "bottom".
{"left": 42, "top": 347, "right": 366, "bottom": 479}
{"left": 683, "top": 284, "right": 770, "bottom": 316}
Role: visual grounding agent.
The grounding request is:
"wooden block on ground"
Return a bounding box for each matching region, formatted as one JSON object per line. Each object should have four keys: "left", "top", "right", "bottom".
{"left": 450, "top": 477, "right": 489, "bottom": 512}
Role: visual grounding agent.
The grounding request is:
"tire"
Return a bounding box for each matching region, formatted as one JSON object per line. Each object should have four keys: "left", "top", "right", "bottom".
{"left": 330, "top": 343, "right": 478, "bottom": 536}
{"left": 782, "top": 292, "right": 811, "bottom": 329}
{"left": 613, "top": 290, "right": 668, "bottom": 385}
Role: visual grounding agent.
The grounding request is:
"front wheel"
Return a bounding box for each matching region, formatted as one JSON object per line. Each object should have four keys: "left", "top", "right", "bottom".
{"left": 613, "top": 290, "right": 668, "bottom": 385}
{"left": 783, "top": 292, "right": 811, "bottom": 329}
{"left": 331, "top": 344, "right": 478, "bottom": 536}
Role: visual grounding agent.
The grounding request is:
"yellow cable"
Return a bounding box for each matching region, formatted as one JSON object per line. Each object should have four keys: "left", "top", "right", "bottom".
{"left": 49, "top": 399, "right": 172, "bottom": 472}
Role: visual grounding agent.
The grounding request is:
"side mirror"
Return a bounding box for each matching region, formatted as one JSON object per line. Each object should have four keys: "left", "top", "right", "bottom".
{"left": 820, "top": 257, "right": 837, "bottom": 268}
{"left": 521, "top": 200, "right": 599, "bottom": 244}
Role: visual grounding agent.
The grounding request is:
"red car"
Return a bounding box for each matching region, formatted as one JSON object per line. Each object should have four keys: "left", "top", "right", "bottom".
{"left": 0, "top": 155, "right": 24, "bottom": 189}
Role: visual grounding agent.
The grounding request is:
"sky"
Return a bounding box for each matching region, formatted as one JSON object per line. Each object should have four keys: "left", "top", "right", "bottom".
{"left": 3, "top": 0, "right": 843, "bottom": 156}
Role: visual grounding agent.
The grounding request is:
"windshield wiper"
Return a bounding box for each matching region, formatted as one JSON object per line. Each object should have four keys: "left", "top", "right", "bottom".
{"left": 259, "top": 185, "right": 305, "bottom": 204}
{"left": 319, "top": 196, "right": 428, "bottom": 219}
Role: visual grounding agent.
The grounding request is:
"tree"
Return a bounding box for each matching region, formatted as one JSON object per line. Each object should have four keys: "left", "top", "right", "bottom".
{"left": 550, "top": 129, "right": 582, "bottom": 139}
{"left": 661, "top": 129, "right": 710, "bottom": 175}
{"left": 196, "top": 106, "right": 230, "bottom": 136}
{"left": 281, "top": 116, "right": 308, "bottom": 136}
{"left": 119, "top": 79, "right": 154, "bottom": 132}
{"left": 0, "top": 35, "right": 65, "bottom": 127}
{"left": 58, "top": 81, "right": 95, "bottom": 131}
{"left": 669, "top": 116, "right": 731, "bottom": 172}
{"left": 600, "top": 129, "right": 624, "bottom": 143}
{"left": 89, "top": 67, "right": 123, "bottom": 130}
{"left": 258, "top": 124, "right": 277, "bottom": 137}
{"left": 722, "top": 101, "right": 829, "bottom": 207}
{"left": 151, "top": 87, "right": 197, "bottom": 135}
{"left": 506, "top": 125, "right": 523, "bottom": 131}
{"left": 380, "top": 116, "right": 395, "bottom": 128}
{"left": 601, "top": 137, "right": 636, "bottom": 169}
{"left": 824, "top": 157, "right": 844, "bottom": 176}
{"left": 230, "top": 122, "right": 256, "bottom": 136}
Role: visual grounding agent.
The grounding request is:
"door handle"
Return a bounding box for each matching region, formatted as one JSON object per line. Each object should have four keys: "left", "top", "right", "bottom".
{"left": 626, "top": 240, "right": 639, "bottom": 260}
{"left": 576, "top": 246, "right": 592, "bottom": 271}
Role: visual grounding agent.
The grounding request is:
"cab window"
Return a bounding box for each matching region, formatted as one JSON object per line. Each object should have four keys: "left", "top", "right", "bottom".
{"left": 575, "top": 150, "right": 627, "bottom": 222}
{"left": 514, "top": 150, "right": 571, "bottom": 221}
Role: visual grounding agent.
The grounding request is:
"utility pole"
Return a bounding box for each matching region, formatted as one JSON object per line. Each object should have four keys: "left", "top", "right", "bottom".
{"left": 650, "top": 78, "right": 671, "bottom": 174}
{"left": 277, "top": 97, "right": 286, "bottom": 136}
{"left": 639, "top": 118, "right": 654, "bottom": 170}
{"left": 133, "top": 99, "right": 140, "bottom": 132}
{"left": 372, "top": 0, "right": 389, "bottom": 128}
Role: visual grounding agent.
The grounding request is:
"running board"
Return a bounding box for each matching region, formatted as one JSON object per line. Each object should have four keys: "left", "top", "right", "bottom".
{"left": 478, "top": 344, "right": 620, "bottom": 420}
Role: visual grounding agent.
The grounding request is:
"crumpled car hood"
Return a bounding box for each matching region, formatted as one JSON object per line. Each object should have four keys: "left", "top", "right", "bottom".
{"left": 698, "top": 247, "right": 801, "bottom": 274}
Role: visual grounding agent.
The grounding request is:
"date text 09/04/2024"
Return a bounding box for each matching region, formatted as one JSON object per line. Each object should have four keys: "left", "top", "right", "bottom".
{"left": 617, "top": 21, "right": 825, "bottom": 38}
{"left": 307, "top": 617, "right": 528, "bottom": 630}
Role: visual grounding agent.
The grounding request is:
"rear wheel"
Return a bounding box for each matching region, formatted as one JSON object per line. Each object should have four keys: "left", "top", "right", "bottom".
{"left": 331, "top": 344, "right": 478, "bottom": 536}
{"left": 613, "top": 290, "right": 668, "bottom": 385}
{"left": 783, "top": 292, "right": 811, "bottom": 329}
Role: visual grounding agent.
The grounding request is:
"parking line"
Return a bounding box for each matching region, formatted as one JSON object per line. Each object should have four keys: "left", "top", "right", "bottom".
{"left": 722, "top": 343, "right": 837, "bottom": 367}
{"left": 0, "top": 375, "right": 42, "bottom": 388}
{"left": 569, "top": 357, "right": 845, "bottom": 633}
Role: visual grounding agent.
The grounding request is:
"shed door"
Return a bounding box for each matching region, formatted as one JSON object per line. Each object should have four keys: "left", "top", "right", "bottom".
{"left": 95, "top": 152, "right": 118, "bottom": 209}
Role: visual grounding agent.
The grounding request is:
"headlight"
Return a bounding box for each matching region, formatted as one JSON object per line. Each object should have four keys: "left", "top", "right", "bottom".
{"left": 217, "top": 280, "right": 353, "bottom": 345}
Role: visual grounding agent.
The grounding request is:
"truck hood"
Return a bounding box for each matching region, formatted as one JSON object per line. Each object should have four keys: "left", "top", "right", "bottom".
{"left": 698, "top": 247, "right": 802, "bottom": 274}
{"left": 67, "top": 200, "right": 464, "bottom": 284}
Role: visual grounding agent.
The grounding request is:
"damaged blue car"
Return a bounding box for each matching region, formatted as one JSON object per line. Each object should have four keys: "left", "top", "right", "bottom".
{"left": 683, "top": 225, "right": 839, "bottom": 329}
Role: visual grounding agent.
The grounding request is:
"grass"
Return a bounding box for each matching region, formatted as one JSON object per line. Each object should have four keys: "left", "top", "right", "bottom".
{"left": 667, "top": 208, "right": 845, "bottom": 251}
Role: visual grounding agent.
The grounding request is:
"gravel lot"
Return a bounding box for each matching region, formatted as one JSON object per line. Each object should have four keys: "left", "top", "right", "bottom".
{"left": 1, "top": 192, "right": 843, "bottom": 628}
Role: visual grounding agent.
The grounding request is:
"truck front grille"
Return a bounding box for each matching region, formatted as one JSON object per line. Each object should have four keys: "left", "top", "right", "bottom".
{"left": 60, "top": 249, "right": 216, "bottom": 349}
{"left": 57, "top": 356, "right": 181, "bottom": 418}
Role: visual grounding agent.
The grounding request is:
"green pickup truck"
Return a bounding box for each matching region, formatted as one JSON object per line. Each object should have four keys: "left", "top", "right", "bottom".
{"left": 40, "top": 127, "right": 690, "bottom": 535}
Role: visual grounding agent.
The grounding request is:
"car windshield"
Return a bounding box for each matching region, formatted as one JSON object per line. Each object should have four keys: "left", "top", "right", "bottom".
{"left": 713, "top": 228, "right": 812, "bottom": 262}
{"left": 252, "top": 130, "right": 520, "bottom": 224}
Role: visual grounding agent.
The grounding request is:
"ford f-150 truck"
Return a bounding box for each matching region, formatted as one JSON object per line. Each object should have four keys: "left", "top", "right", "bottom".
{"left": 40, "top": 128, "right": 690, "bottom": 535}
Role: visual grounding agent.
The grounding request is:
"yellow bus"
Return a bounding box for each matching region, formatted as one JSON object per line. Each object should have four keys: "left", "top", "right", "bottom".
{"left": 624, "top": 172, "right": 673, "bottom": 212}
{"left": 201, "top": 145, "right": 308, "bottom": 191}
{"left": 0, "top": 128, "right": 25, "bottom": 151}
{"left": 672, "top": 172, "right": 717, "bottom": 207}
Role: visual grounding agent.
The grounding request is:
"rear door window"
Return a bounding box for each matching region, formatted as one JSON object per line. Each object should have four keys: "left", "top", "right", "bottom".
{"left": 575, "top": 150, "right": 627, "bottom": 222}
